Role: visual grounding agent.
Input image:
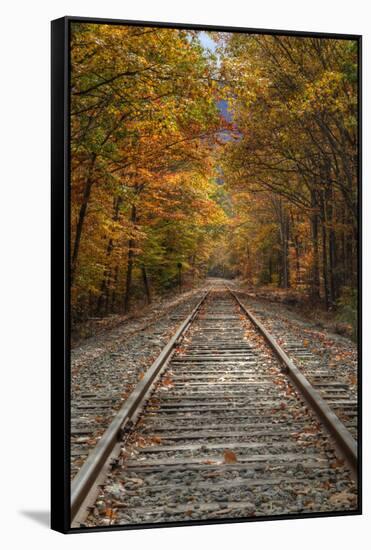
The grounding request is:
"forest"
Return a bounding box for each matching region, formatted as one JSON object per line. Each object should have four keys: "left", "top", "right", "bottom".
{"left": 70, "top": 24, "right": 358, "bottom": 333}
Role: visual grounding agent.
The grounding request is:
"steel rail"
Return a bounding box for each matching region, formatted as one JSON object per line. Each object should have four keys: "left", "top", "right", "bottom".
{"left": 70, "top": 290, "right": 210, "bottom": 522}
{"left": 228, "top": 287, "right": 358, "bottom": 475}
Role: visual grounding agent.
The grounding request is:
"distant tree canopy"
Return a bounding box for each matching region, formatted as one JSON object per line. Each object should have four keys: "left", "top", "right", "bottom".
{"left": 70, "top": 24, "right": 358, "bottom": 328}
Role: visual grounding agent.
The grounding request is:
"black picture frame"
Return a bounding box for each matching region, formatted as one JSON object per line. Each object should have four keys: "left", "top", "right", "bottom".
{"left": 51, "top": 15, "right": 362, "bottom": 534}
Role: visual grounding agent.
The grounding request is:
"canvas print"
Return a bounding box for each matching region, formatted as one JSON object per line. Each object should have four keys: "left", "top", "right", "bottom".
{"left": 68, "top": 20, "right": 360, "bottom": 530}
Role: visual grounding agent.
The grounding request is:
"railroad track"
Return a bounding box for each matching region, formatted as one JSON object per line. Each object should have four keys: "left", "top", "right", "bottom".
{"left": 71, "top": 281, "right": 358, "bottom": 528}
{"left": 70, "top": 291, "right": 208, "bottom": 479}
{"left": 229, "top": 291, "right": 358, "bottom": 439}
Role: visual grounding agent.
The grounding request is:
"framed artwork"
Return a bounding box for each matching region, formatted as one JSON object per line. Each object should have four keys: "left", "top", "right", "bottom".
{"left": 51, "top": 16, "right": 361, "bottom": 533}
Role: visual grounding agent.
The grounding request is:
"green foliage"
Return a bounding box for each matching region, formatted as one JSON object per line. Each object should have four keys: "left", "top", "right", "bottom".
{"left": 336, "top": 287, "right": 358, "bottom": 341}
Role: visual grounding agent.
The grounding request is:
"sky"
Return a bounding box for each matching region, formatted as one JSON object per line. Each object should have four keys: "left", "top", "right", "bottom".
{"left": 198, "top": 31, "right": 218, "bottom": 53}
{"left": 197, "top": 32, "right": 234, "bottom": 124}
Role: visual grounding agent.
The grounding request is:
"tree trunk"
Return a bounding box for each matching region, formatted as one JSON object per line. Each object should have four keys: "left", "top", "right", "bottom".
{"left": 177, "top": 263, "right": 182, "bottom": 293}
{"left": 290, "top": 213, "right": 300, "bottom": 286}
{"left": 338, "top": 204, "right": 346, "bottom": 289}
{"left": 141, "top": 265, "right": 151, "bottom": 304}
{"left": 275, "top": 200, "right": 290, "bottom": 289}
{"left": 294, "top": 237, "right": 300, "bottom": 286}
{"left": 71, "top": 154, "right": 97, "bottom": 284}
{"left": 324, "top": 182, "right": 338, "bottom": 305}
{"left": 123, "top": 204, "right": 137, "bottom": 313}
{"left": 285, "top": 213, "right": 290, "bottom": 288}
{"left": 245, "top": 245, "right": 252, "bottom": 284}
{"left": 96, "top": 196, "right": 122, "bottom": 315}
{"left": 110, "top": 264, "right": 120, "bottom": 312}
{"left": 268, "top": 256, "right": 272, "bottom": 284}
{"left": 321, "top": 202, "right": 330, "bottom": 310}
{"left": 328, "top": 224, "right": 337, "bottom": 304}
{"left": 280, "top": 212, "right": 290, "bottom": 289}
{"left": 310, "top": 192, "right": 320, "bottom": 300}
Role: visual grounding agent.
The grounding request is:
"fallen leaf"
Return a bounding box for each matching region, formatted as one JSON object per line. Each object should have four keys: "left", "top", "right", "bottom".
{"left": 223, "top": 450, "right": 238, "bottom": 464}
{"left": 330, "top": 458, "right": 345, "bottom": 469}
{"left": 301, "top": 426, "right": 319, "bottom": 435}
{"left": 136, "top": 435, "right": 148, "bottom": 448}
{"left": 349, "top": 374, "right": 357, "bottom": 385}
{"left": 125, "top": 477, "right": 144, "bottom": 486}
{"left": 161, "top": 376, "right": 174, "bottom": 388}
{"left": 329, "top": 491, "right": 357, "bottom": 505}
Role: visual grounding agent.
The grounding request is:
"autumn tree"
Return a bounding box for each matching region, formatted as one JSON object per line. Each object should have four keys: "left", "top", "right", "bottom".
{"left": 218, "top": 34, "right": 358, "bottom": 307}
{"left": 70, "top": 23, "right": 227, "bottom": 323}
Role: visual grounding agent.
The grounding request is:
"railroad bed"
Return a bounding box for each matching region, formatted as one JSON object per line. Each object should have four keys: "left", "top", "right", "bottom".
{"left": 73, "top": 284, "right": 357, "bottom": 527}
{"left": 70, "top": 290, "right": 208, "bottom": 479}
{"left": 230, "top": 288, "right": 358, "bottom": 440}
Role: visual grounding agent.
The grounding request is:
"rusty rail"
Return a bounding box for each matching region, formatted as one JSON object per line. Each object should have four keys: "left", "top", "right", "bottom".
{"left": 228, "top": 288, "right": 358, "bottom": 475}
{"left": 70, "top": 290, "right": 209, "bottom": 522}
